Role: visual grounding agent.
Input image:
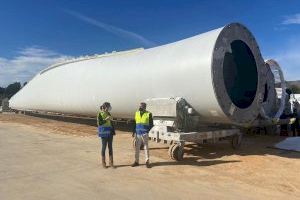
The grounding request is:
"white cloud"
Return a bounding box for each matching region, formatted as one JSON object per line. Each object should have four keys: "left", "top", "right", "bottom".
{"left": 64, "top": 9, "right": 156, "bottom": 47}
{"left": 0, "top": 46, "right": 71, "bottom": 87}
{"left": 282, "top": 13, "right": 300, "bottom": 25}
{"left": 268, "top": 39, "right": 300, "bottom": 81}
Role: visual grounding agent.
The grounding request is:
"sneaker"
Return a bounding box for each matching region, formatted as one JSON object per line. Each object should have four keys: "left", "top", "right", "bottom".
{"left": 109, "top": 157, "right": 116, "bottom": 169}
{"left": 146, "top": 161, "right": 151, "bottom": 168}
{"left": 131, "top": 162, "right": 139, "bottom": 167}
{"left": 102, "top": 157, "right": 107, "bottom": 169}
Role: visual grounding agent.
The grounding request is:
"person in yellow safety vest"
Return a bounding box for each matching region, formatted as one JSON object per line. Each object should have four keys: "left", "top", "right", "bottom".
{"left": 97, "top": 102, "right": 116, "bottom": 169}
{"left": 132, "top": 102, "right": 153, "bottom": 168}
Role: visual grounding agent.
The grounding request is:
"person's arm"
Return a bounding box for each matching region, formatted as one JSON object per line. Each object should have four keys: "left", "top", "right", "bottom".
{"left": 105, "top": 112, "right": 113, "bottom": 121}
{"left": 97, "top": 112, "right": 106, "bottom": 126}
{"left": 132, "top": 117, "right": 136, "bottom": 137}
{"left": 149, "top": 113, "right": 154, "bottom": 130}
{"left": 111, "top": 123, "right": 116, "bottom": 135}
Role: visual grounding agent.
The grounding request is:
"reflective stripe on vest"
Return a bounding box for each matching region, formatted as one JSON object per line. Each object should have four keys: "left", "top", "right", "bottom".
{"left": 135, "top": 111, "right": 150, "bottom": 135}
{"left": 98, "top": 111, "right": 112, "bottom": 138}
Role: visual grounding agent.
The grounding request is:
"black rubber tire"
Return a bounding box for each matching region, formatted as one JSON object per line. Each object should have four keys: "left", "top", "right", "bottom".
{"left": 168, "top": 144, "right": 177, "bottom": 160}
{"left": 170, "top": 144, "right": 184, "bottom": 161}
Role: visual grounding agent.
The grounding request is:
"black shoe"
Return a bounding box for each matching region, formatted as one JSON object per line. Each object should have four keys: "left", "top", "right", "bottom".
{"left": 146, "top": 161, "right": 151, "bottom": 168}
{"left": 102, "top": 157, "right": 107, "bottom": 169}
{"left": 109, "top": 157, "right": 116, "bottom": 169}
{"left": 131, "top": 162, "right": 139, "bottom": 167}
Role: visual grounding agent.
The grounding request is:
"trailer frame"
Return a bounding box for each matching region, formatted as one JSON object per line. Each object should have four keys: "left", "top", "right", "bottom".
{"left": 140, "top": 97, "right": 243, "bottom": 161}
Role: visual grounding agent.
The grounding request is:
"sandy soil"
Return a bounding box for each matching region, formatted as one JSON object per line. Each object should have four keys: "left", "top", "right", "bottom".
{"left": 0, "top": 112, "right": 299, "bottom": 200}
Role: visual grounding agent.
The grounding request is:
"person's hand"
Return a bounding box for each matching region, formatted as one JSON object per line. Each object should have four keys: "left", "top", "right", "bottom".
{"left": 105, "top": 116, "right": 112, "bottom": 120}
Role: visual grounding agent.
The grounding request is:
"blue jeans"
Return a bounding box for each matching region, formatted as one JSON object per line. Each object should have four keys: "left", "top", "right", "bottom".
{"left": 101, "top": 135, "right": 113, "bottom": 157}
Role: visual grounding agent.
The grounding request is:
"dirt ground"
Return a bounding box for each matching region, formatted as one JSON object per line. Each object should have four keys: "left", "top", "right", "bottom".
{"left": 0, "top": 113, "right": 299, "bottom": 200}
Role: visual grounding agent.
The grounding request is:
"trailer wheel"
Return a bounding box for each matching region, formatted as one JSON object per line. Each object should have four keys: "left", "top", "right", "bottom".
{"left": 132, "top": 138, "right": 144, "bottom": 150}
{"left": 168, "top": 143, "right": 176, "bottom": 159}
{"left": 231, "top": 134, "right": 242, "bottom": 149}
{"left": 169, "top": 143, "right": 184, "bottom": 161}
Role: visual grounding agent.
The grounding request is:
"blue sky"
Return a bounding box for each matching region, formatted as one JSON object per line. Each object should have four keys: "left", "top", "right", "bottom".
{"left": 0, "top": 0, "right": 300, "bottom": 87}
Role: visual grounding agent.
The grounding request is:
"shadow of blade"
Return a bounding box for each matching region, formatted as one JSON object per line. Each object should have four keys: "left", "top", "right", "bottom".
{"left": 149, "top": 147, "right": 169, "bottom": 150}
{"left": 151, "top": 160, "right": 240, "bottom": 167}
{"left": 111, "top": 164, "right": 137, "bottom": 168}
{"left": 182, "top": 135, "right": 300, "bottom": 160}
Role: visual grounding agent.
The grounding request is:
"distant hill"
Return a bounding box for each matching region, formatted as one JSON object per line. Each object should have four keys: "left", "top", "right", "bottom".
{"left": 287, "top": 80, "right": 300, "bottom": 87}
{"left": 286, "top": 80, "right": 300, "bottom": 94}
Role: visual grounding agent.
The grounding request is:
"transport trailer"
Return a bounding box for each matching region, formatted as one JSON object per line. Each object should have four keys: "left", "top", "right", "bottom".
{"left": 140, "top": 98, "right": 242, "bottom": 161}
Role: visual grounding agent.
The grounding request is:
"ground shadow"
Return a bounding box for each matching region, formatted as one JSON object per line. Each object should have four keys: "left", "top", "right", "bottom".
{"left": 25, "top": 112, "right": 97, "bottom": 126}
{"left": 111, "top": 164, "right": 133, "bottom": 168}
{"left": 151, "top": 160, "right": 240, "bottom": 167}
{"left": 24, "top": 112, "right": 134, "bottom": 132}
{"left": 113, "top": 160, "right": 240, "bottom": 168}
{"left": 182, "top": 135, "right": 300, "bottom": 160}
{"left": 22, "top": 113, "right": 300, "bottom": 163}
{"left": 149, "top": 147, "right": 169, "bottom": 150}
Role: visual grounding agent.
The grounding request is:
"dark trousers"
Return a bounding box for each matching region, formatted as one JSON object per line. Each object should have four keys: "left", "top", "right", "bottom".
{"left": 101, "top": 135, "right": 113, "bottom": 157}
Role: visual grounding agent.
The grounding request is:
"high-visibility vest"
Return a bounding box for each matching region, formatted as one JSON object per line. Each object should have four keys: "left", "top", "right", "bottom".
{"left": 135, "top": 111, "right": 150, "bottom": 135}
{"left": 97, "top": 111, "right": 112, "bottom": 138}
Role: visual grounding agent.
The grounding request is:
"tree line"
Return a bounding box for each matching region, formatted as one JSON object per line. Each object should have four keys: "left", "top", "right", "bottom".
{"left": 0, "top": 82, "right": 27, "bottom": 100}
{"left": 289, "top": 85, "right": 300, "bottom": 94}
